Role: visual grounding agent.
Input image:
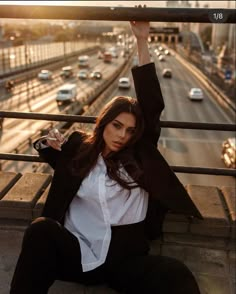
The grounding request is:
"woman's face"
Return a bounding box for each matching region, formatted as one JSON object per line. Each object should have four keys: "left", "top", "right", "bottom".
{"left": 102, "top": 112, "right": 136, "bottom": 156}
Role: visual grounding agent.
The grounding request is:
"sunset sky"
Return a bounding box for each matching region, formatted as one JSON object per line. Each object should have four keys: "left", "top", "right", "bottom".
{"left": 0, "top": 1, "right": 235, "bottom": 8}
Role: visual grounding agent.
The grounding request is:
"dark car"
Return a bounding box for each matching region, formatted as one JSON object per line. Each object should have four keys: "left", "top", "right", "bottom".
{"left": 90, "top": 71, "right": 102, "bottom": 80}
{"left": 5, "top": 80, "right": 15, "bottom": 91}
{"left": 60, "top": 66, "right": 73, "bottom": 79}
{"left": 162, "top": 68, "right": 172, "bottom": 78}
{"left": 77, "top": 69, "right": 89, "bottom": 80}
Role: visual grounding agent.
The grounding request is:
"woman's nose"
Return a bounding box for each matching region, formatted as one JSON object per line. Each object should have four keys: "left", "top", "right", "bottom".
{"left": 118, "top": 129, "right": 126, "bottom": 138}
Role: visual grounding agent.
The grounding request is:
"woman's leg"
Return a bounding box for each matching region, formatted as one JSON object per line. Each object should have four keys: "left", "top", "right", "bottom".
{"left": 10, "top": 217, "right": 83, "bottom": 294}
{"left": 107, "top": 254, "right": 201, "bottom": 294}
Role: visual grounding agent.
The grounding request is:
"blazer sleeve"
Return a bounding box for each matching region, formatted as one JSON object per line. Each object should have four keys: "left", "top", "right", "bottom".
{"left": 132, "top": 63, "right": 164, "bottom": 145}
{"left": 33, "top": 131, "right": 83, "bottom": 169}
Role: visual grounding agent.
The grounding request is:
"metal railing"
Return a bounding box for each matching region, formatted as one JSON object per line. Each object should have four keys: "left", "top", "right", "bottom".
{"left": 0, "top": 6, "right": 235, "bottom": 23}
{"left": 0, "top": 5, "right": 235, "bottom": 177}
{"left": 0, "top": 111, "right": 235, "bottom": 177}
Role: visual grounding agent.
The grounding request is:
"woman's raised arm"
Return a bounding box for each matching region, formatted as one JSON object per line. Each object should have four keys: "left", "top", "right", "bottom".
{"left": 130, "top": 20, "right": 150, "bottom": 66}
{"left": 131, "top": 21, "right": 165, "bottom": 145}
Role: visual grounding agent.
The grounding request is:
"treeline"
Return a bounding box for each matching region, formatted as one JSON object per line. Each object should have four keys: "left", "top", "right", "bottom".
{"left": 3, "top": 22, "right": 87, "bottom": 45}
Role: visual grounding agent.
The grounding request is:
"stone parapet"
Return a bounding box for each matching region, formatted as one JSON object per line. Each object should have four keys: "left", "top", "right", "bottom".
{"left": 0, "top": 171, "right": 235, "bottom": 294}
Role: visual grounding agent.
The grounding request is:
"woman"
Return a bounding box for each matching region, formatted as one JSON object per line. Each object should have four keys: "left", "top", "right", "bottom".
{"left": 10, "top": 21, "right": 202, "bottom": 294}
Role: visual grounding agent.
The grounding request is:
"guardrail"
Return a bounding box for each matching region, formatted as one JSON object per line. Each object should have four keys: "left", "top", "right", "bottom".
{"left": 0, "top": 48, "right": 135, "bottom": 157}
{"left": 175, "top": 49, "right": 236, "bottom": 112}
{"left": 0, "top": 45, "right": 99, "bottom": 83}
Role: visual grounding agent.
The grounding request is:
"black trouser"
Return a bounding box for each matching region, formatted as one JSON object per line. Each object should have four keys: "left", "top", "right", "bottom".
{"left": 10, "top": 217, "right": 201, "bottom": 294}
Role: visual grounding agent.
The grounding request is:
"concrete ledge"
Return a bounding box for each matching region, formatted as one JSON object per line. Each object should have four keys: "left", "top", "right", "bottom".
{"left": 221, "top": 186, "right": 236, "bottom": 240}
{"left": 0, "top": 172, "right": 22, "bottom": 199}
{"left": 186, "top": 185, "right": 230, "bottom": 238}
{"left": 0, "top": 173, "right": 52, "bottom": 220}
{"left": 0, "top": 172, "right": 235, "bottom": 294}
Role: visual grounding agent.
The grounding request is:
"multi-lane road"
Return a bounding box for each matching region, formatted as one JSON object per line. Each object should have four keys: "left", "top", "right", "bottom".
{"left": 0, "top": 44, "right": 235, "bottom": 187}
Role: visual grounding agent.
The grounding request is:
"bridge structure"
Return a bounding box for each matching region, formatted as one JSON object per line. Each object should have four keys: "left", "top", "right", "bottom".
{"left": 0, "top": 5, "right": 235, "bottom": 294}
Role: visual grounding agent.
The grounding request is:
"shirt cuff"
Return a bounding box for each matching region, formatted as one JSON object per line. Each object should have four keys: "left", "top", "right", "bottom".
{"left": 34, "top": 138, "right": 49, "bottom": 150}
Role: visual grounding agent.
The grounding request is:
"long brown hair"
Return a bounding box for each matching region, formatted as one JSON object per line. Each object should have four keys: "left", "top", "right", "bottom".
{"left": 72, "top": 96, "right": 144, "bottom": 190}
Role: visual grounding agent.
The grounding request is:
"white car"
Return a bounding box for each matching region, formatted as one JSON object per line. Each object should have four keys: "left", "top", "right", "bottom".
{"left": 188, "top": 88, "right": 204, "bottom": 101}
{"left": 38, "top": 70, "right": 52, "bottom": 80}
{"left": 118, "top": 77, "right": 131, "bottom": 89}
{"left": 221, "top": 138, "right": 236, "bottom": 169}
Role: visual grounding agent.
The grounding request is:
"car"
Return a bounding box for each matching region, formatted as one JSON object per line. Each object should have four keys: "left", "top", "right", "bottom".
{"left": 56, "top": 84, "right": 77, "bottom": 104}
{"left": 133, "top": 55, "right": 138, "bottom": 67}
{"left": 60, "top": 66, "right": 73, "bottom": 78}
{"left": 118, "top": 77, "right": 131, "bottom": 89}
{"left": 78, "top": 55, "right": 89, "bottom": 68}
{"left": 188, "top": 88, "right": 204, "bottom": 101}
{"left": 90, "top": 71, "right": 102, "bottom": 80}
{"left": 162, "top": 68, "right": 172, "bottom": 78}
{"left": 164, "top": 49, "right": 170, "bottom": 55}
{"left": 4, "top": 80, "right": 15, "bottom": 91}
{"left": 158, "top": 55, "right": 165, "bottom": 62}
{"left": 154, "top": 49, "right": 161, "bottom": 56}
{"left": 103, "top": 52, "right": 112, "bottom": 63}
{"left": 77, "top": 69, "right": 89, "bottom": 80}
{"left": 38, "top": 70, "right": 52, "bottom": 80}
{"left": 221, "top": 138, "right": 236, "bottom": 169}
{"left": 97, "top": 50, "right": 104, "bottom": 59}
{"left": 109, "top": 47, "right": 118, "bottom": 58}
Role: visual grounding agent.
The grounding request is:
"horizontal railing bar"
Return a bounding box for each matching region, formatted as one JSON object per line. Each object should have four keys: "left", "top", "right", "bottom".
{"left": 0, "top": 153, "right": 235, "bottom": 176}
{"left": 0, "top": 111, "right": 97, "bottom": 124}
{"left": 0, "top": 6, "right": 235, "bottom": 23}
{"left": 1, "top": 111, "right": 235, "bottom": 131}
{"left": 160, "top": 121, "right": 236, "bottom": 131}
{"left": 172, "top": 165, "right": 236, "bottom": 176}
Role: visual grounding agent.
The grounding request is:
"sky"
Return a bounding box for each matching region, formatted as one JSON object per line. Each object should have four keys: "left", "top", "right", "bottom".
{"left": 0, "top": 1, "right": 235, "bottom": 9}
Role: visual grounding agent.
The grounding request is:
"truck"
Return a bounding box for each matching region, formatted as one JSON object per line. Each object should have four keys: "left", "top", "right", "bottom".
{"left": 103, "top": 52, "right": 112, "bottom": 63}
{"left": 56, "top": 84, "right": 77, "bottom": 105}
{"left": 78, "top": 55, "right": 89, "bottom": 68}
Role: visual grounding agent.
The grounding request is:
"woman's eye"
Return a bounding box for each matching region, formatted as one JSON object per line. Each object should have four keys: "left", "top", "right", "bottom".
{"left": 113, "top": 123, "right": 120, "bottom": 129}
{"left": 128, "top": 129, "right": 135, "bottom": 135}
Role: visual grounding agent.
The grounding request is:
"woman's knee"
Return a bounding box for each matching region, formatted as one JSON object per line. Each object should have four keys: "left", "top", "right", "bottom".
{"left": 23, "top": 217, "right": 60, "bottom": 246}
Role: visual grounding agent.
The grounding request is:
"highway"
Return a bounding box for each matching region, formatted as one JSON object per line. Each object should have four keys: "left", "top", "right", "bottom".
{"left": 0, "top": 44, "right": 235, "bottom": 187}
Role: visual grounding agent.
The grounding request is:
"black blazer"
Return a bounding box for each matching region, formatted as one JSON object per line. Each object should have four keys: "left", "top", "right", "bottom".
{"left": 35, "top": 63, "right": 203, "bottom": 240}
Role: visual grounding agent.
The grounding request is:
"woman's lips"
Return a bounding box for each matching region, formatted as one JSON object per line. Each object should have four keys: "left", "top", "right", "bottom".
{"left": 113, "top": 141, "right": 123, "bottom": 148}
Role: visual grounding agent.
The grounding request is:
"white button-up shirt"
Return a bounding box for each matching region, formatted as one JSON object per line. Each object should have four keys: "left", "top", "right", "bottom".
{"left": 64, "top": 153, "right": 148, "bottom": 272}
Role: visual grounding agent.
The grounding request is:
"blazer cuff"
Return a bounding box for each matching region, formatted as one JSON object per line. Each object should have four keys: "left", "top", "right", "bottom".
{"left": 132, "top": 62, "right": 155, "bottom": 75}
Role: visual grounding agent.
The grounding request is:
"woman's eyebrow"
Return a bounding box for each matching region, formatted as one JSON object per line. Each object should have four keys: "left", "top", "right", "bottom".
{"left": 113, "top": 119, "right": 122, "bottom": 125}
